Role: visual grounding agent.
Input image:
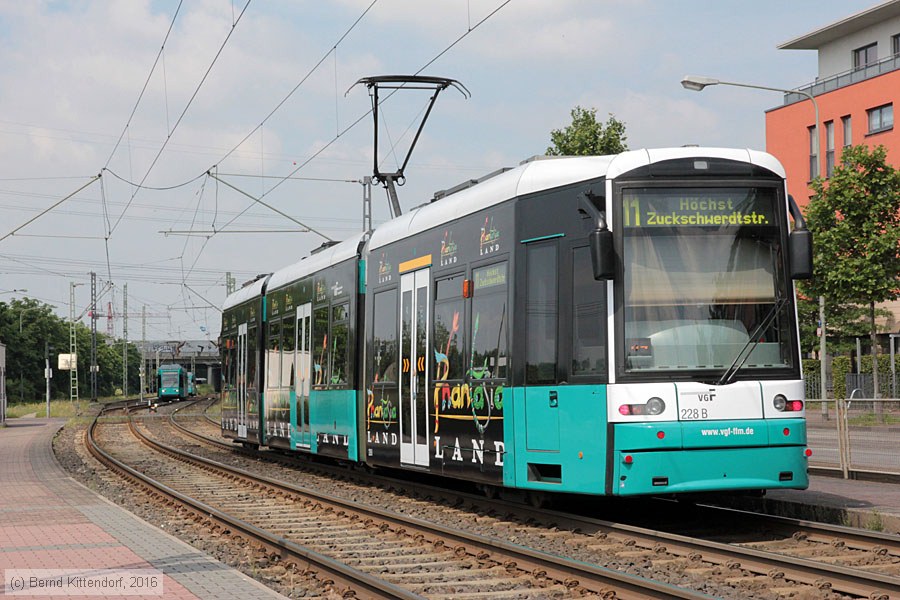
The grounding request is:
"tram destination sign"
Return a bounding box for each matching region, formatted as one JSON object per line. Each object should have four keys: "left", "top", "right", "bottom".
{"left": 622, "top": 191, "right": 775, "bottom": 228}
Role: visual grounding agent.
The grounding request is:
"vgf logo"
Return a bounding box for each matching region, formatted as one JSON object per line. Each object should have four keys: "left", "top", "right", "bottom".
{"left": 697, "top": 389, "right": 716, "bottom": 402}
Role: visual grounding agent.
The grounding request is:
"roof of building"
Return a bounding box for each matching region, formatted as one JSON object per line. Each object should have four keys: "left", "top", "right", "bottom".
{"left": 778, "top": 0, "right": 900, "bottom": 50}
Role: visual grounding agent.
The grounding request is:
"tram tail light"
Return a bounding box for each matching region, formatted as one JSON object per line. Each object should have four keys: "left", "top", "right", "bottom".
{"left": 773, "top": 394, "right": 803, "bottom": 412}
{"left": 804, "top": 448, "right": 812, "bottom": 457}
{"left": 618, "top": 397, "right": 666, "bottom": 416}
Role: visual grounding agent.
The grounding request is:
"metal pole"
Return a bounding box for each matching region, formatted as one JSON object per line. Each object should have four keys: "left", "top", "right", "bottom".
{"left": 90, "top": 272, "right": 98, "bottom": 402}
{"left": 45, "top": 341, "right": 50, "bottom": 418}
{"left": 123, "top": 283, "right": 128, "bottom": 397}
{"left": 140, "top": 305, "right": 146, "bottom": 405}
{"left": 891, "top": 334, "right": 897, "bottom": 399}
{"left": 362, "top": 176, "right": 373, "bottom": 233}
{"left": 69, "top": 282, "right": 79, "bottom": 406}
{"left": 819, "top": 296, "right": 827, "bottom": 420}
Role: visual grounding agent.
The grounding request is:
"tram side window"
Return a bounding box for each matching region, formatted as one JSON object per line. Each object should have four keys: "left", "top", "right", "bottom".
{"left": 526, "top": 243, "right": 558, "bottom": 384}
{"left": 373, "top": 289, "right": 398, "bottom": 383}
{"left": 247, "top": 325, "right": 258, "bottom": 391}
{"left": 224, "top": 337, "right": 235, "bottom": 390}
{"left": 470, "top": 263, "right": 508, "bottom": 380}
{"left": 434, "top": 275, "right": 466, "bottom": 383}
{"left": 572, "top": 246, "right": 607, "bottom": 378}
{"left": 313, "top": 306, "right": 329, "bottom": 387}
{"left": 268, "top": 318, "right": 281, "bottom": 388}
{"left": 282, "top": 316, "right": 295, "bottom": 387}
{"left": 331, "top": 302, "right": 349, "bottom": 386}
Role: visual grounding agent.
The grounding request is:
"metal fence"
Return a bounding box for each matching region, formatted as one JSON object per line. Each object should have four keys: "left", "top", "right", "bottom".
{"left": 805, "top": 397, "right": 900, "bottom": 476}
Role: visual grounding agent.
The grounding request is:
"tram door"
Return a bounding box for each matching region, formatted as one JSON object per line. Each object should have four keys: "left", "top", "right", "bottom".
{"left": 295, "top": 303, "right": 312, "bottom": 448}
{"left": 400, "top": 269, "right": 430, "bottom": 466}
{"left": 237, "top": 323, "right": 248, "bottom": 438}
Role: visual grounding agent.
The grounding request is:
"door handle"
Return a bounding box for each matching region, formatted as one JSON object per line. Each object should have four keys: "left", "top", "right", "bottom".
{"left": 549, "top": 390, "right": 558, "bottom": 408}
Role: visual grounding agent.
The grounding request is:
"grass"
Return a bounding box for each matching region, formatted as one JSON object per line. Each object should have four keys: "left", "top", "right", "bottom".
{"left": 847, "top": 413, "right": 900, "bottom": 426}
{"left": 5, "top": 399, "right": 91, "bottom": 419}
{"left": 4, "top": 393, "right": 149, "bottom": 419}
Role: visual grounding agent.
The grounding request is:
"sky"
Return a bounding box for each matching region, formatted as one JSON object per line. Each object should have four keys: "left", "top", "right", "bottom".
{"left": 0, "top": 0, "right": 878, "bottom": 343}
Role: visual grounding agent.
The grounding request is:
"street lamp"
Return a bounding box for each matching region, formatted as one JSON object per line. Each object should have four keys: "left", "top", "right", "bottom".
{"left": 0, "top": 289, "right": 27, "bottom": 295}
{"left": 680, "top": 75, "right": 822, "bottom": 179}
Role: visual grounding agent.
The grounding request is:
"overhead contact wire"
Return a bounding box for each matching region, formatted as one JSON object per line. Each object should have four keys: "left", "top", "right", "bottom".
{"left": 109, "top": 0, "right": 253, "bottom": 235}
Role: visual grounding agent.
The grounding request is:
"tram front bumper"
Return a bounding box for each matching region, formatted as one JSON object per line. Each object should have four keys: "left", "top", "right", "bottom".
{"left": 611, "top": 419, "right": 809, "bottom": 496}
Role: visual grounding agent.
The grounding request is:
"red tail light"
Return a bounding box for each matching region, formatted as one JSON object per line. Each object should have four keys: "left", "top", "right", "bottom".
{"left": 623, "top": 455, "right": 633, "bottom": 464}
{"left": 804, "top": 449, "right": 812, "bottom": 457}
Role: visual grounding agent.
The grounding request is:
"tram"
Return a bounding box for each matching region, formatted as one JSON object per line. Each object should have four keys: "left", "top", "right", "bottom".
{"left": 221, "top": 147, "right": 812, "bottom": 497}
{"left": 157, "top": 364, "right": 188, "bottom": 401}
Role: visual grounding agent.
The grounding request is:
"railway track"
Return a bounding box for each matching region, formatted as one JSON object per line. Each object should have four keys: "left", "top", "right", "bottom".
{"left": 160, "top": 400, "right": 900, "bottom": 599}
{"left": 86, "top": 402, "right": 712, "bottom": 599}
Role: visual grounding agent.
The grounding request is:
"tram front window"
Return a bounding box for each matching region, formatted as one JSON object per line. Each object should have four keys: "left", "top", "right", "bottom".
{"left": 161, "top": 372, "right": 179, "bottom": 387}
{"left": 621, "top": 187, "right": 793, "bottom": 377}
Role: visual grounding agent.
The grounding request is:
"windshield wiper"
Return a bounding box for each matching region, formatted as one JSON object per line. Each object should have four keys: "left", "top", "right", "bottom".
{"left": 716, "top": 296, "right": 788, "bottom": 386}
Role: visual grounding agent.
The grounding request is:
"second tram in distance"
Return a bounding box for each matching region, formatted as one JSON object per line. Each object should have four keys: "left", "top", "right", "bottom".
{"left": 221, "top": 147, "right": 813, "bottom": 497}
{"left": 157, "top": 363, "right": 189, "bottom": 401}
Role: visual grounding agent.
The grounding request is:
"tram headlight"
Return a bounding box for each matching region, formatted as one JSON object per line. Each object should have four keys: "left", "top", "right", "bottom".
{"left": 645, "top": 397, "right": 665, "bottom": 415}
{"left": 773, "top": 394, "right": 788, "bottom": 411}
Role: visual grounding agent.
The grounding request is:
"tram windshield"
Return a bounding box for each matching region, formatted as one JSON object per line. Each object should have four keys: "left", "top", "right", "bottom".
{"left": 160, "top": 371, "right": 180, "bottom": 387}
{"left": 621, "top": 186, "right": 793, "bottom": 376}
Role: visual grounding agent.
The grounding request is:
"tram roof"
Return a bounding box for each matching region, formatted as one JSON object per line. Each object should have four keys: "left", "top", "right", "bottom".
{"left": 266, "top": 232, "right": 366, "bottom": 292}
{"left": 222, "top": 275, "right": 268, "bottom": 311}
{"left": 605, "top": 147, "right": 785, "bottom": 180}
{"left": 367, "top": 148, "right": 783, "bottom": 250}
{"left": 368, "top": 155, "right": 615, "bottom": 251}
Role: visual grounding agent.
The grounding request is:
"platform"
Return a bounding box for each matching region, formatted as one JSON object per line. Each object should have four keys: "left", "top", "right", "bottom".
{"left": 0, "top": 418, "right": 285, "bottom": 600}
{"left": 740, "top": 474, "right": 900, "bottom": 533}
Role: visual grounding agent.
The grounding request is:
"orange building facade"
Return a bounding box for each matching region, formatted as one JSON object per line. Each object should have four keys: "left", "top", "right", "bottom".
{"left": 765, "top": 1, "right": 900, "bottom": 209}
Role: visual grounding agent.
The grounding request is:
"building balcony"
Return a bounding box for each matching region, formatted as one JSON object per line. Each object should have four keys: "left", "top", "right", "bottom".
{"left": 782, "top": 53, "right": 900, "bottom": 105}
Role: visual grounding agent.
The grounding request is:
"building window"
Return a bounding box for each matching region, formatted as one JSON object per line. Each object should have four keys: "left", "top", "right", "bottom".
{"left": 808, "top": 126, "right": 819, "bottom": 180}
{"left": 842, "top": 115, "right": 852, "bottom": 147}
{"left": 868, "top": 104, "right": 894, "bottom": 134}
{"left": 853, "top": 42, "right": 877, "bottom": 69}
{"left": 825, "top": 121, "right": 834, "bottom": 178}
{"left": 893, "top": 33, "right": 900, "bottom": 56}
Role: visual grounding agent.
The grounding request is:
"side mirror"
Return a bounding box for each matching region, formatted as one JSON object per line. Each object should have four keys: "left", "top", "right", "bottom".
{"left": 590, "top": 228, "right": 615, "bottom": 280}
{"left": 789, "top": 228, "right": 812, "bottom": 280}
{"left": 787, "top": 193, "right": 812, "bottom": 280}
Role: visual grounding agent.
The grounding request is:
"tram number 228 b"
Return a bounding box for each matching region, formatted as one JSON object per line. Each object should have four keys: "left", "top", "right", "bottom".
{"left": 680, "top": 408, "right": 709, "bottom": 420}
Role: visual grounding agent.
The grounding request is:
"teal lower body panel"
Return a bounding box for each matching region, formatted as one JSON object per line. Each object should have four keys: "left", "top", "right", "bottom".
{"left": 612, "top": 445, "right": 809, "bottom": 495}
{"left": 305, "top": 389, "right": 360, "bottom": 460}
{"left": 506, "top": 385, "right": 608, "bottom": 494}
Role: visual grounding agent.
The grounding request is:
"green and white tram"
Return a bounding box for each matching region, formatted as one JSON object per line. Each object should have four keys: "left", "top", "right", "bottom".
{"left": 223, "top": 147, "right": 812, "bottom": 497}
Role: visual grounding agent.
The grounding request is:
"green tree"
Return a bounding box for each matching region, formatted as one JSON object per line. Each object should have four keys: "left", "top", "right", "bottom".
{"left": 796, "top": 294, "right": 886, "bottom": 356}
{"left": 802, "top": 144, "right": 900, "bottom": 403}
{"left": 0, "top": 297, "right": 144, "bottom": 403}
{"left": 546, "top": 106, "right": 627, "bottom": 156}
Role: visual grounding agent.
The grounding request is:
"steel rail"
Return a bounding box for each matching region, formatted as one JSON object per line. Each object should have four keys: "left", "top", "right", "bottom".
{"left": 139, "top": 407, "right": 714, "bottom": 599}
{"left": 87, "top": 405, "right": 420, "bottom": 600}
{"left": 170, "top": 408, "right": 899, "bottom": 599}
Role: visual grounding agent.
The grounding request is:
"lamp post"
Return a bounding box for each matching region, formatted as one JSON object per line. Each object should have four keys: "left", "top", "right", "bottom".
{"left": 44, "top": 341, "right": 54, "bottom": 418}
{"left": 0, "top": 289, "right": 27, "bottom": 295}
{"left": 680, "top": 76, "right": 822, "bottom": 179}
{"left": 682, "top": 75, "right": 826, "bottom": 414}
